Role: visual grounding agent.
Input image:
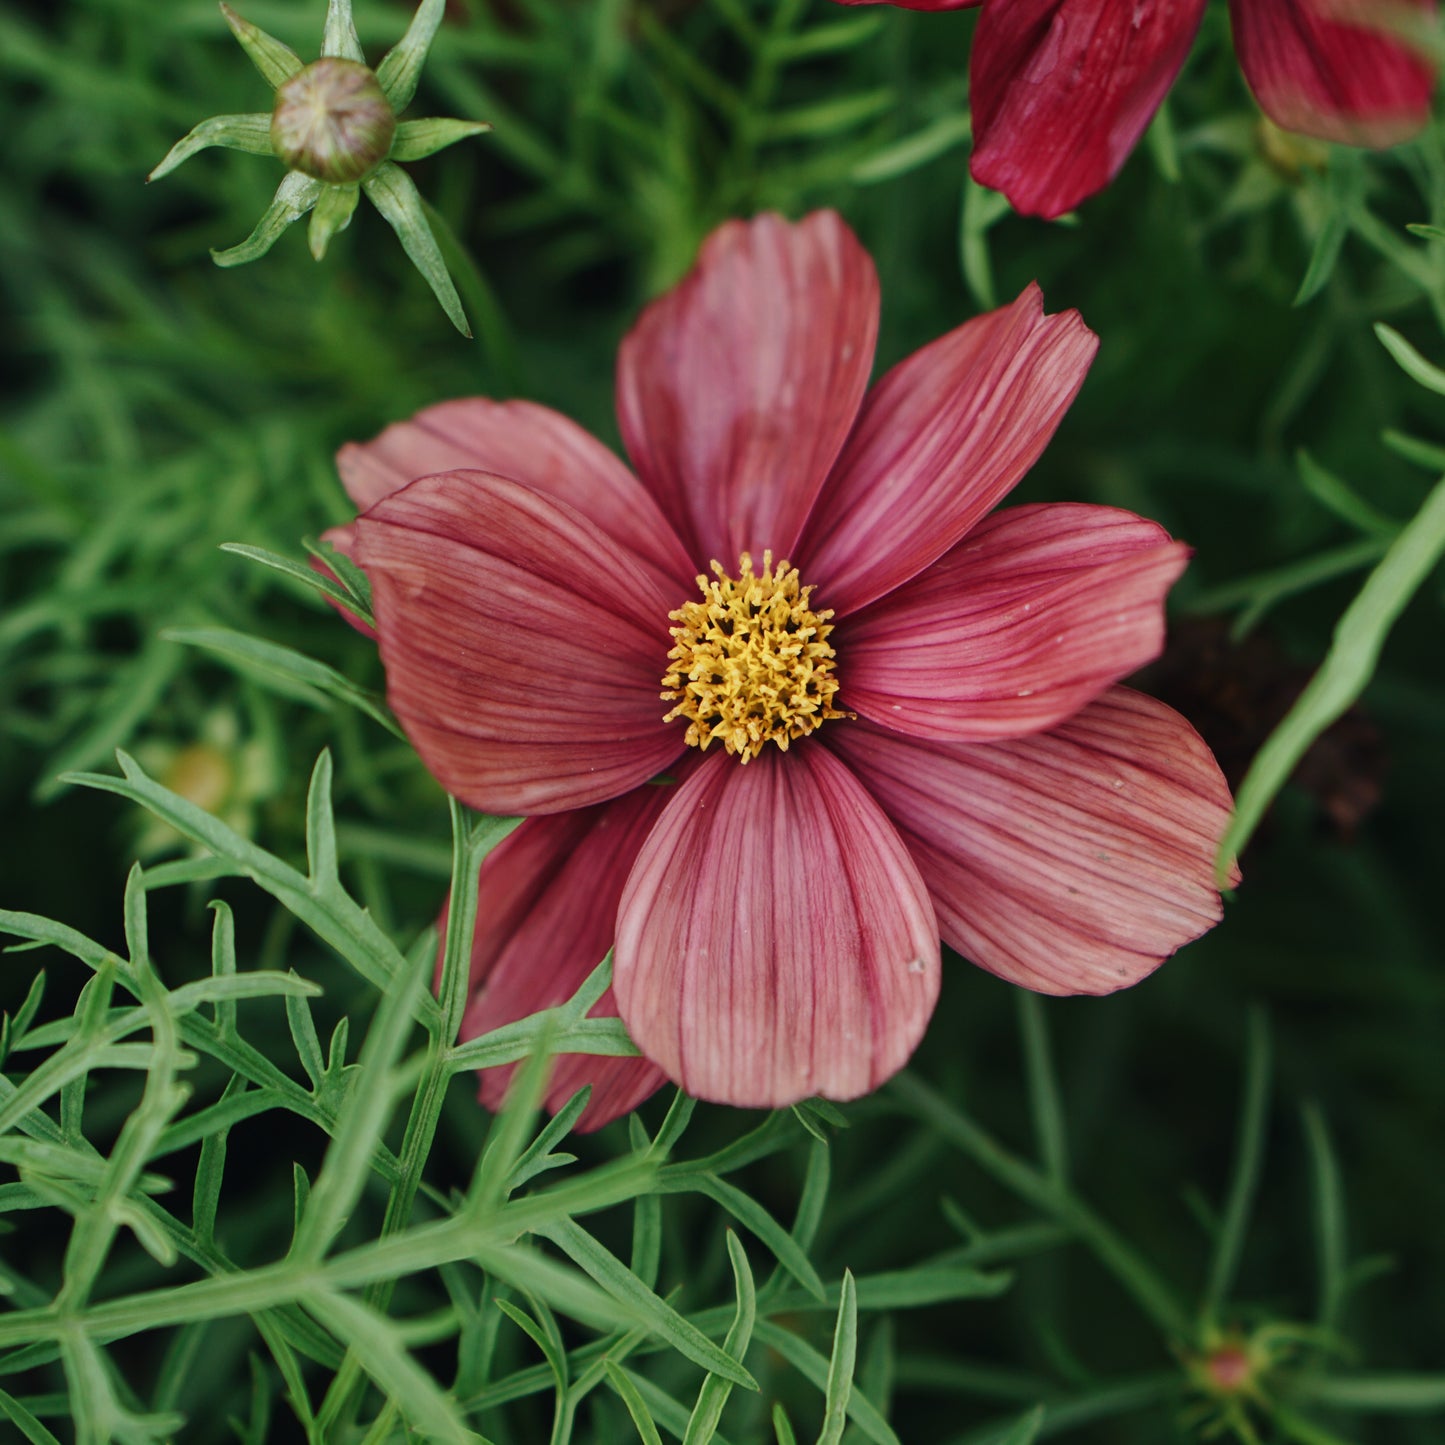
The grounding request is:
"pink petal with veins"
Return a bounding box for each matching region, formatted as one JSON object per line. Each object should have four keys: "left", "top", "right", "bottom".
{"left": 831, "top": 688, "right": 1237, "bottom": 995}
{"left": 840, "top": 504, "right": 1189, "bottom": 740}
{"left": 614, "top": 746, "right": 940, "bottom": 1107}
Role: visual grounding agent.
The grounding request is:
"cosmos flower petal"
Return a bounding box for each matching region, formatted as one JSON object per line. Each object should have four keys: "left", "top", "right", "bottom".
{"left": 335, "top": 396, "right": 694, "bottom": 594}
{"left": 354, "top": 469, "right": 683, "bottom": 814}
{"left": 614, "top": 746, "right": 941, "bottom": 1108}
{"left": 799, "top": 285, "right": 1098, "bottom": 617}
{"left": 615, "top": 211, "right": 880, "bottom": 566}
{"left": 452, "top": 791, "right": 672, "bottom": 1133}
{"left": 967, "top": 0, "right": 1207, "bottom": 220}
{"left": 831, "top": 688, "right": 1237, "bottom": 995}
{"left": 1230, "top": 0, "right": 1436, "bottom": 146}
{"left": 841, "top": 504, "right": 1190, "bottom": 740}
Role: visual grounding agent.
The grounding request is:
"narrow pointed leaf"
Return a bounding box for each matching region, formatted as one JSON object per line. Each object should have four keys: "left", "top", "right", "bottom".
{"left": 212, "top": 171, "right": 322, "bottom": 267}
{"left": 390, "top": 117, "right": 492, "bottom": 163}
{"left": 376, "top": 0, "right": 446, "bottom": 112}
{"left": 606, "top": 1362, "right": 666, "bottom": 1445}
{"left": 148, "top": 114, "right": 274, "bottom": 183}
{"left": 321, "top": 0, "right": 365, "bottom": 62}
{"left": 363, "top": 163, "right": 471, "bottom": 335}
{"left": 683, "top": 1232, "right": 756, "bottom": 1445}
{"left": 220, "top": 3, "right": 304, "bottom": 86}
{"left": 309, "top": 182, "right": 360, "bottom": 260}
{"left": 817, "top": 1271, "right": 858, "bottom": 1445}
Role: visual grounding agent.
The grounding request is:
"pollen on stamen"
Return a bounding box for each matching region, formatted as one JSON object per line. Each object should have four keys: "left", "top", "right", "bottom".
{"left": 660, "top": 550, "right": 848, "bottom": 762}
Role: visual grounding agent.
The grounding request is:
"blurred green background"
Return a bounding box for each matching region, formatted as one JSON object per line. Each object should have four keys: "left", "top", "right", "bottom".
{"left": 3, "top": 1, "right": 1444, "bottom": 1440}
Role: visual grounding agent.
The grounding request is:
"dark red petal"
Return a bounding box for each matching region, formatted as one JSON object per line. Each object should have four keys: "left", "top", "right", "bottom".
{"left": 614, "top": 747, "right": 941, "bottom": 1108}
{"left": 799, "top": 285, "right": 1097, "bottom": 617}
{"left": 616, "top": 211, "right": 880, "bottom": 566}
{"left": 831, "top": 688, "right": 1236, "bottom": 995}
{"left": 354, "top": 470, "right": 683, "bottom": 814}
{"left": 1230, "top": 0, "right": 1435, "bottom": 146}
{"left": 453, "top": 790, "right": 673, "bottom": 1132}
{"left": 839, "top": 504, "right": 1189, "bottom": 740}
{"left": 336, "top": 397, "right": 694, "bottom": 597}
{"left": 968, "top": 0, "right": 1206, "bottom": 219}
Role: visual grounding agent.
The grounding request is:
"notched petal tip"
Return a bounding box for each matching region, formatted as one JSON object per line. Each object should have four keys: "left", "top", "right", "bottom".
{"left": 614, "top": 747, "right": 941, "bottom": 1109}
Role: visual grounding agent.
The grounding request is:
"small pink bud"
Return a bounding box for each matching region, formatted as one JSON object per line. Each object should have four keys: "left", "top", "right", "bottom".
{"left": 1202, "top": 1344, "right": 1253, "bottom": 1395}
{"left": 270, "top": 58, "right": 396, "bottom": 184}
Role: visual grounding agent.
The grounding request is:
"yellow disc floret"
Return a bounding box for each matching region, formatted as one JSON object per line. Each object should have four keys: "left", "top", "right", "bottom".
{"left": 661, "top": 551, "right": 848, "bottom": 762}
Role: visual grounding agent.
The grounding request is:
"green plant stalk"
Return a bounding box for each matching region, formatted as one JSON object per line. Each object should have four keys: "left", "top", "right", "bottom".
{"left": 890, "top": 1073, "right": 1193, "bottom": 1342}
{"left": 315, "top": 802, "right": 518, "bottom": 1435}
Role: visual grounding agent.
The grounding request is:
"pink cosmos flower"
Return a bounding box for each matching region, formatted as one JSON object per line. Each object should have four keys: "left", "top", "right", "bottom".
{"left": 835, "top": 0, "right": 1437, "bottom": 219}
{"left": 330, "top": 211, "right": 1237, "bottom": 1130}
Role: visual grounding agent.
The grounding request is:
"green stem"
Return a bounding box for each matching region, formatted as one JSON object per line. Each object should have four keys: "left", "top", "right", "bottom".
{"left": 889, "top": 1073, "right": 1193, "bottom": 1343}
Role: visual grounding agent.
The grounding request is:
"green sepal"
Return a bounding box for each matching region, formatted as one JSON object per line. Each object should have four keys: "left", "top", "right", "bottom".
{"left": 219, "top": 3, "right": 303, "bottom": 88}
{"left": 212, "top": 171, "right": 323, "bottom": 267}
{"left": 389, "top": 117, "right": 492, "bottom": 163}
{"left": 376, "top": 0, "right": 446, "bottom": 113}
{"left": 362, "top": 161, "right": 470, "bottom": 336}
{"left": 309, "top": 183, "right": 361, "bottom": 260}
{"left": 147, "top": 114, "right": 274, "bottom": 183}
{"left": 320, "top": 0, "right": 365, "bottom": 63}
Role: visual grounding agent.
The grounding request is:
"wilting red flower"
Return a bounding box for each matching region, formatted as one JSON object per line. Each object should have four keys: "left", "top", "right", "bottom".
{"left": 835, "top": 0, "right": 1437, "bottom": 219}
{"left": 330, "top": 211, "right": 1236, "bottom": 1129}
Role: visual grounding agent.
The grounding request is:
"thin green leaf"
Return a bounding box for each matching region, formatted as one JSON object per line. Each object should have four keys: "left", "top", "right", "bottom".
{"left": 305, "top": 1290, "right": 484, "bottom": 1444}
{"left": 147, "top": 114, "right": 275, "bottom": 183}
{"left": 992, "top": 1404, "right": 1046, "bottom": 1445}
{"left": 376, "top": 0, "right": 446, "bottom": 111}
{"left": 220, "top": 3, "right": 304, "bottom": 86}
{"left": 818, "top": 1271, "right": 858, "bottom": 1445}
{"left": 1289, "top": 1373, "right": 1445, "bottom": 1411}
{"left": 363, "top": 163, "right": 471, "bottom": 336}
{"left": 540, "top": 1219, "right": 758, "bottom": 1391}
{"left": 212, "top": 172, "right": 322, "bottom": 267}
{"left": 161, "top": 627, "right": 401, "bottom": 738}
{"left": 1017, "top": 993, "right": 1067, "bottom": 1187}
{"left": 1296, "top": 450, "right": 1398, "bottom": 537}
{"left": 1302, "top": 1103, "right": 1346, "bottom": 1331}
{"left": 753, "top": 1320, "right": 896, "bottom": 1445}
{"left": 683, "top": 1232, "right": 757, "bottom": 1445}
{"left": 1295, "top": 154, "right": 1363, "bottom": 306}
{"left": 320, "top": 0, "right": 365, "bottom": 62}
{"left": 1376, "top": 323, "right": 1445, "bottom": 395}
{"left": 605, "top": 1362, "right": 666, "bottom": 1445}
{"left": 851, "top": 113, "right": 972, "bottom": 184}
{"left": 1202, "top": 1009, "right": 1271, "bottom": 1324}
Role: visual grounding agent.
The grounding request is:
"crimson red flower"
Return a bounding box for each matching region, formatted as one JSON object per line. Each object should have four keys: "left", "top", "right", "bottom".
{"left": 836, "top": 0, "right": 1436, "bottom": 219}
{"left": 330, "top": 211, "right": 1236, "bottom": 1129}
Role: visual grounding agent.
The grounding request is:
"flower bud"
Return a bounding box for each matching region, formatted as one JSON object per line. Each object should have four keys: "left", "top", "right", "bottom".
{"left": 270, "top": 57, "right": 396, "bottom": 184}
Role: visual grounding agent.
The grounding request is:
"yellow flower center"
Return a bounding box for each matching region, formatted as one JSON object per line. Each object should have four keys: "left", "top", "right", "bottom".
{"left": 661, "top": 551, "right": 847, "bottom": 762}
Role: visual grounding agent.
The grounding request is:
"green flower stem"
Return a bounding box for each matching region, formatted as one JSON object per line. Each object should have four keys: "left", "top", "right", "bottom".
{"left": 314, "top": 802, "right": 519, "bottom": 1436}
{"left": 889, "top": 1072, "right": 1193, "bottom": 1343}
{"left": 0, "top": 1178, "right": 647, "bottom": 1351}
{"left": 1217, "top": 467, "right": 1445, "bottom": 878}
